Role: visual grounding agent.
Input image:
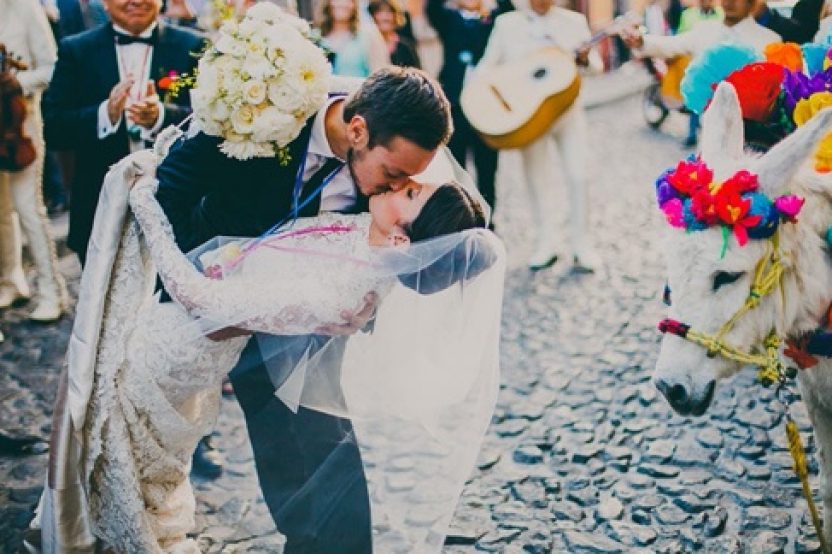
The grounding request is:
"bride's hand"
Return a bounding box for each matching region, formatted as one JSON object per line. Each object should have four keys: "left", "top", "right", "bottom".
{"left": 315, "top": 292, "right": 379, "bottom": 336}
{"left": 125, "top": 151, "right": 159, "bottom": 192}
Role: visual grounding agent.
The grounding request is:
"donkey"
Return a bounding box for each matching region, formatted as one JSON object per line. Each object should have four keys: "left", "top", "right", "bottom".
{"left": 653, "top": 81, "right": 832, "bottom": 532}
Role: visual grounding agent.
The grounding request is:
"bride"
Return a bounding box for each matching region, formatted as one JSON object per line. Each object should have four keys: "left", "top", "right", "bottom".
{"left": 37, "top": 149, "right": 505, "bottom": 553}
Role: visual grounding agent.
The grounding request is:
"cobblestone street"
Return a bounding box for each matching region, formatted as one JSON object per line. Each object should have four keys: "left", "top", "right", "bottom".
{"left": 0, "top": 89, "right": 824, "bottom": 553}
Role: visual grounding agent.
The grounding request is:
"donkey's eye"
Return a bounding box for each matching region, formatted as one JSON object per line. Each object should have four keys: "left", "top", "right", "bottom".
{"left": 712, "top": 271, "right": 744, "bottom": 291}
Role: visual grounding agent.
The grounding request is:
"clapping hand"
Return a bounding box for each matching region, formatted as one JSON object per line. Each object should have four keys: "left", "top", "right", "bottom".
{"left": 315, "top": 292, "right": 380, "bottom": 336}
{"left": 107, "top": 79, "right": 135, "bottom": 125}
{"left": 127, "top": 81, "right": 161, "bottom": 129}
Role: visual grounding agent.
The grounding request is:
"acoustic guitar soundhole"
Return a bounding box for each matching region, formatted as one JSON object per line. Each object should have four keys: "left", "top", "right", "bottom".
{"left": 533, "top": 67, "right": 547, "bottom": 80}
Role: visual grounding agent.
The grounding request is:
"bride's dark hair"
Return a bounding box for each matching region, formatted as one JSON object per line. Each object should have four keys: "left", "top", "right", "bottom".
{"left": 399, "top": 182, "right": 494, "bottom": 294}
{"left": 404, "top": 182, "right": 486, "bottom": 243}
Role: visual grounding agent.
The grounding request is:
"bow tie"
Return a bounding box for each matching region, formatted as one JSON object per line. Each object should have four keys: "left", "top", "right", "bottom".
{"left": 113, "top": 30, "right": 157, "bottom": 46}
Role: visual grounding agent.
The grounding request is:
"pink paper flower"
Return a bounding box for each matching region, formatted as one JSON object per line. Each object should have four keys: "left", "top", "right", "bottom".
{"left": 774, "top": 194, "right": 805, "bottom": 221}
{"left": 662, "top": 198, "right": 686, "bottom": 228}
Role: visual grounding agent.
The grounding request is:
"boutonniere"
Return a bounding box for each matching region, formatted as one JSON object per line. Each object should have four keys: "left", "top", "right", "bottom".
{"left": 157, "top": 69, "right": 196, "bottom": 103}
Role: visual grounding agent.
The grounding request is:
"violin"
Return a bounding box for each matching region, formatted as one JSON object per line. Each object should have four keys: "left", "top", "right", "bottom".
{"left": 0, "top": 43, "right": 36, "bottom": 172}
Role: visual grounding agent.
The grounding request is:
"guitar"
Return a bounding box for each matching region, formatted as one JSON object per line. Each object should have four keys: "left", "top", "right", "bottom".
{"left": 460, "top": 12, "right": 639, "bottom": 150}
{"left": 0, "top": 43, "right": 36, "bottom": 172}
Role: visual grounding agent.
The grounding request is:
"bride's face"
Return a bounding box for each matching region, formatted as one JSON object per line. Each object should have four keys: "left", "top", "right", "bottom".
{"left": 369, "top": 181, "right": 438, "bottom": 234}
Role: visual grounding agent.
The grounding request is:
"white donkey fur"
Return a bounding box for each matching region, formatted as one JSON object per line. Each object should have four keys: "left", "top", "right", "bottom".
{"left": 654, "top": 82, "right": 832, "bottom": 531}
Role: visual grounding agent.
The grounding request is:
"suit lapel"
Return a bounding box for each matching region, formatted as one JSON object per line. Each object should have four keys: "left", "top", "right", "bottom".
{"left": 96, "top": 25, "right": 120, "bottom": 100}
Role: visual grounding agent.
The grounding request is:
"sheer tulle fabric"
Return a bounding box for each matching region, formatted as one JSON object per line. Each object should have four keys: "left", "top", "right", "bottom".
{"left": 188, "top": 225, "right": 505, "bottom": 552}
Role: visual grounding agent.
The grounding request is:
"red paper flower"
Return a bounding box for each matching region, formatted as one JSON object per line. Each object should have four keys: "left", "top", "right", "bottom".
{"left": 724, "top": 62, "right": 785, "bottom": 122}
{"left": 715, "top": 193, "right": 762, "bottom": 246}
{"left": 719, "top": 169, "right": 759, "bottom": 195}
{"left": 690, "top": 189, "right": 718, "bottom": 225}
{"left": 667, "top": 158, "right": 713, "bottom": 194}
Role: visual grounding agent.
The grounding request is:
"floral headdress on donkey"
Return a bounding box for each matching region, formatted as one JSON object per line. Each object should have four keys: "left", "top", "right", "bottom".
{"left": 682, "top": 42, "right": 832, "bottom": 163}
{"left": 655, "top": 157, "right": 804, "bottom": 254}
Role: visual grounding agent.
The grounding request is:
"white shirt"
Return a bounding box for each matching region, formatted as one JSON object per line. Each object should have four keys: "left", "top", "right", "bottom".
{"left": 638, "top": 17, "right": 781, "bottom": 60}
{"left": 478, "top": 8, "right": 604, "bottom": 74}
{"left": 305, "top": 96, "right": 356, "bottom": 213}
{"left": 97, "top": 22, "right": 165, "bottom": 152}
{"left": 0, "top": 0, "right": 57, "bottom": 97}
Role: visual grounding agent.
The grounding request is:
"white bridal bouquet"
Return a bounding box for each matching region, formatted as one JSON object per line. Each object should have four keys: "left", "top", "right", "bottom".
{"left": 190, "top": 2, "right": 331, "bottom": 161}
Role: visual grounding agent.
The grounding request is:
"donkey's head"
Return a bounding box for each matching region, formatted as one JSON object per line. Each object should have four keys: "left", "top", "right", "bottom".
{"left": 653, "top": 82, "right": 832, "bottom": 416}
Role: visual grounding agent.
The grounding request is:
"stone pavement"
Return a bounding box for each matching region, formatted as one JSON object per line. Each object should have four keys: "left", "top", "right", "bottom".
{"left": 0, "top": 82, "right": 824, "bottom": 553}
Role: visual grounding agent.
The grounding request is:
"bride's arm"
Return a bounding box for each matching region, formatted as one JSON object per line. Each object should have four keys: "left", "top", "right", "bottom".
{"left": 129, "top": 176, "right": 374, "bottom": 334}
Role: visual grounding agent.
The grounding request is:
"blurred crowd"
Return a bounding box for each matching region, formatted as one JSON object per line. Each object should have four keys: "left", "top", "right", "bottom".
{"left": 0, "top": 0, "right": 828, "bottom": 335}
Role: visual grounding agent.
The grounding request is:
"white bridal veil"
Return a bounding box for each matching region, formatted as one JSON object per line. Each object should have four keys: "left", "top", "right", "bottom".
{"left": 184, "top": 149, "right": 505, "bottom": 552}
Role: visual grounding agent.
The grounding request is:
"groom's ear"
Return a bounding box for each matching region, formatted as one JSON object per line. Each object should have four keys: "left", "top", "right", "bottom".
{"left": 346, "top": 115, "right": 370, "bottom": 150}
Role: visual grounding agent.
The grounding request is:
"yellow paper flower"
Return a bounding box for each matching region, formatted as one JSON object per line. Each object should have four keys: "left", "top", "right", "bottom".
{"left": 815, "top": 133, "right": 832, "bottom": 172}
{"left": 764, "top": 42, "right": 804, "bottom": 72}
{"left": 794, "top": 92, "right": 832, "bottom": 126}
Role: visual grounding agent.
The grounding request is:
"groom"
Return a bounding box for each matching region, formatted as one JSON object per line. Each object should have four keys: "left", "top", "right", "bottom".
{"left": 154, "top": 66, "right": 452, "bottom": 553}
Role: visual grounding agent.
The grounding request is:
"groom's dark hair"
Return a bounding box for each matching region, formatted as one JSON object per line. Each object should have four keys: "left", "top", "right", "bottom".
{"left": 343, "top": 67, "right": 452, "bottom": 151}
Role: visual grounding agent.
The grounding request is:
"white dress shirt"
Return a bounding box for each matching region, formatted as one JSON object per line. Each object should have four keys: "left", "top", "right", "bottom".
{"left": 638, "top": 17, "right": 781, "bottom": 60}
{"left": 305, "top": 96, "right": 356, "bottom": 213}
{"left": 0, "top": 0, "right": 57, "bottom": 98}
{"left": 97, "top": 22, "right": 165, "bottom": 152}
{"left": 478, "top": 8, "right": 604, "bottom": 74}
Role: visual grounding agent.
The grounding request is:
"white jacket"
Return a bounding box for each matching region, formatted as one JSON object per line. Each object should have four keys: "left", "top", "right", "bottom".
{"left": 638, "top": 16, "right": 780, "bottom": 60}
{"left": 478, "top": 8, "right": 604, "bottom": 74}
{"left": 0, "top": 0, "right": 57, "bottom": 97}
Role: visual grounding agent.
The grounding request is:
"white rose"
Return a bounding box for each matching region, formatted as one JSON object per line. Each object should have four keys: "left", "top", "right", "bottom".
{"left": 220, "top": 139, "right": 263, "bottom": 160}
{"left": 244, "top": 2, "right": 285, "bottom": 23}
{"left": 210, "top": 99, "right": 230, "bottom": 121}
{"left": 242, "top": 53, "right": 277, "bottom": 81}
{"left": 231, "top": 104, "right": 257, "bottom": 134}
{"left": 251, "top": 105, "right": 295, "bottom": 143}
{"left": 242, "top": 80, "right": 267, "bottom": 105}
{"left": 238, "top": 17, "right": 267, "bottom": 37}
{"left": 214, "top": 34, "right": 245, "bottom": 57}
{"left": 286, "top": 17, "right": 311, "bottom": 36}
{"left": 195, "top": 62, "right": 220, "bottom": 96}
{"left": 267, "top": 79, "right": 305, "bottom": 112}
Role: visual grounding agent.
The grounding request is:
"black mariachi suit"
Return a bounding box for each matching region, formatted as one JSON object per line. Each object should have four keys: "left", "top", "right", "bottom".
{"left": 42, "top": 22, "right": 205, "bottom": 264}
{"left": 154, "top": 107, "right": 372, "bottom": 554}
{"left": 426, "top": 0, "right": 512, "bottom": 213}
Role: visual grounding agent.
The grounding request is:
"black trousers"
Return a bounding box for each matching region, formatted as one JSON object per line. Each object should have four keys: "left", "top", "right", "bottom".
{"left": 229, "top": 337, "right": 372, "bottom": 554}
{"left": 448, "top": 104, "right": 498, "bottom": 212}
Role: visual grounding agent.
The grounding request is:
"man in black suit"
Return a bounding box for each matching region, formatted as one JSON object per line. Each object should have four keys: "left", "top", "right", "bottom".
{"left": 426, "top": 0, "right": 512, "bottom": 220}
{"left": 155, "top": 67, "right": 452, "bottom": 553}
{"left": 42, "top": 0, "right": 205, "bottom": 268}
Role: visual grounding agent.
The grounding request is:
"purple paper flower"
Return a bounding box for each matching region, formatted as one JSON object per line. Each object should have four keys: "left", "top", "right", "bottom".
{"left": 656, "top": 174, "right": 678, "bottom": 207}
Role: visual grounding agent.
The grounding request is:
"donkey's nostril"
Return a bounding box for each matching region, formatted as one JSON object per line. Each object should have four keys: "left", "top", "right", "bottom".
{"left": 667, "top": 384, "right": 688, "bottom": 407}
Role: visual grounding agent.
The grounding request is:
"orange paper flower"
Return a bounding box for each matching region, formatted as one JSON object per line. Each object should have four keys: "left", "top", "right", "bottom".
{"left": 764, "top": 42, "right": 804, "bottom": 72}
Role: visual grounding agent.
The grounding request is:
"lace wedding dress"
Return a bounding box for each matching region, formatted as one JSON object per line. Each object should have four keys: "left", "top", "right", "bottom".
{"left": 82, "top": 173, "right": 389, "bottom": 553}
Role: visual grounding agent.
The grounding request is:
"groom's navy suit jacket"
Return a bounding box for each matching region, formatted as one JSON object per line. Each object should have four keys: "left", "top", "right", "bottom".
{"left": 43, "top": 22, "right": 205, "bottom": 261}
{"left": 155, "top": 114, "right": 373, "bottom": 554}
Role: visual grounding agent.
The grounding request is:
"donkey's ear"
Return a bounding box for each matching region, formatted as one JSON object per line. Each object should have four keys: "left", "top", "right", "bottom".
{"left": 752, "top": 107, "right": 832, "bottom": 194}
{"left": 700, "top": 82, "right": 744, "bottom": 164}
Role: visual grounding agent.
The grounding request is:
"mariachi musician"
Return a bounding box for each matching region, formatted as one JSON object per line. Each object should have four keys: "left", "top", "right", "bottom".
{"left": 477, "top": 0, "right": 603, "bottom": 271}
{"left": 426, "top": 0, "right": 513, "bottom": 222}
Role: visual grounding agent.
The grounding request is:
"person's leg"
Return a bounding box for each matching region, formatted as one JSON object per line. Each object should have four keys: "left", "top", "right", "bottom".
{"left": 472, "top": 132, "right": 498, "bottom": 219}
{"left": 0, "top": 171, "right": 29, "bottom": 307}
{"left": 230, "top": 338, "right": 372, "bottom": 553}
{"left": 684, "top": 112, "right": 700, "bottom": 147}
{"left": 552, "top": 108, "right": 601, "bottom": 271}
{"left": 10, "top": 102, "right": 67, "bottom": 321}
{"left": 519, "top": 136, "right": 559, "bottom": 270}
{"left": 447, "top": 105, "right": 470, "bottom": 171}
